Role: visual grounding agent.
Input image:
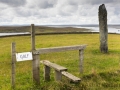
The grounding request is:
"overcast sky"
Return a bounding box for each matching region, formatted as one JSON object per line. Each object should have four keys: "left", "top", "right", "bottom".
{"left": 0, "top": 0, "right": 120, "bottom": 25}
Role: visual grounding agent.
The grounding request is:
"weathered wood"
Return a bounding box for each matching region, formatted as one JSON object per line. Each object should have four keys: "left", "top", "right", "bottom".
{"left": 41, "top": 60, "right": 81, "bottom": 82}
{"left": 34, "top": 45, "right": 87, "bottom": 54}
{"left": 31, "top": 24, "right": 35, "bottom": 50}
{"left": 31, "top": 24, "right": 40, "bottom": 85}
{"left": 79, "top": 50, "right": 84, "bottom": 73}
{"left": 39, "top": 45, "right": 86, "bottom": 73}
{"left": 55, "top": 70, "right": 62, "bottom": 81}
{"left": 40, "top": 60, "right": 67, "bottom": 72}
{"left": 11, "top": 42, "right": 16, "bottom": 88}
{"left": 40, "top": 60, "right": 67, "bottom": 81}
{"left": 32, "top": 54, "right": 40, "bottom": 84}
{"left": 62, "top": 71, "right": 81, "bottom": 83}
{"left": 44, "top": 65, "right": 50, "bottom": 81}
{"left": 99, "top": 4, "right": 108, "bottom": 53}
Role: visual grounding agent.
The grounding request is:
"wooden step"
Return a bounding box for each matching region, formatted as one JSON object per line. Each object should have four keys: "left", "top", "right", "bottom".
{"left": 62, "top": 71, "right": 81, "bottom": 83}
{"left": 40, "top": 60, "right": 67, "bottom": 72}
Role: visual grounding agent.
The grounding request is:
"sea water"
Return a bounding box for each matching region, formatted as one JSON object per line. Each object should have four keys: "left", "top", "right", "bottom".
{"left": 47, "top": 25, "right": 120, "bottom": 34}
{"left": 0, "top": 32, "right": 30, "bottom": 36}
{"left": 0, "top": 25, "right": 120, "bottom": 37}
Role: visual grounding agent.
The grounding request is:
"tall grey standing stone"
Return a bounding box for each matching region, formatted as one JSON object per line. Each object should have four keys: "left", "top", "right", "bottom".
{"left": 99, "top": 4, "right": 108, "bottom": 53}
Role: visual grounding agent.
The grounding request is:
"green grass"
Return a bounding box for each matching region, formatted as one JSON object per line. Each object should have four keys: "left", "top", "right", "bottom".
{"left": 0, "top": 34, "right": 120, "bottom": 90}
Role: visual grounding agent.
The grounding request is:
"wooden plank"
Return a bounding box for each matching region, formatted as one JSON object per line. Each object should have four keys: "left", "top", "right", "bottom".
{"left": 62, "top": 71, "right": 81, "bottom": 83}
{"left": 11, "top": 42, "right": 16, "bottom": 88}
{"left": 40, "top": 60, "right": 67, "bottom": 72}
{"left": 34, "top": 45, "right": 87, "bottom": 54}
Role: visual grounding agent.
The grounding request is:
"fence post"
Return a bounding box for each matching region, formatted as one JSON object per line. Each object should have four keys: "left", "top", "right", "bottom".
{"left": 31, "top": 24, "right": 40, "bottom": 85}
{"left": 79, "top": 49, "right": 84, "bottom": 73}
{"left": 11, "top": 42, "right": 16, "bottom": 88}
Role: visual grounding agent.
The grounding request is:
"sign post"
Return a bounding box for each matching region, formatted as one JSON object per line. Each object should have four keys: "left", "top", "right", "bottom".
{"left": 11, "top": 24, "right": 40, "bottom": 88}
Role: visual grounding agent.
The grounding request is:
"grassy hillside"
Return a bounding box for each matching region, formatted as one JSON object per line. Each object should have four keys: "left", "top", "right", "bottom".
{"left": 0, "top": 26, "right": 90, "bottom": 33}
{"left": 0, "top": 34, "right": 120, "bottom": 90}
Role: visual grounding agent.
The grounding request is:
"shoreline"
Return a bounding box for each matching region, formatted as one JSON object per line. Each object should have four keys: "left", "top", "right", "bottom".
{"left": 0, "top": 25, "right": 120, "bottom": 37}
{"left": 0, "top": 32, "right": 119, "bottom": 38}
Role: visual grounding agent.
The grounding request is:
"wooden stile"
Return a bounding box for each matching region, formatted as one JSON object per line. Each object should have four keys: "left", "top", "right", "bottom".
{"left": 11, "top": 24, "right": 86, "bottom": 88}
{"left": 40, "top": 60, "right": 81, "bottom": 83}
{"left": 37, "top": 45, "right": 86, "bottom": 73}
{"left": 40, "top": 60, "right": 67, "bottom": 81}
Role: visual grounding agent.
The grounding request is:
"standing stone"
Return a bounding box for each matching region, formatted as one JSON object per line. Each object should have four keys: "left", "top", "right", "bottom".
{"left": 98, "top": 4, "right": 108, "bottom": 53}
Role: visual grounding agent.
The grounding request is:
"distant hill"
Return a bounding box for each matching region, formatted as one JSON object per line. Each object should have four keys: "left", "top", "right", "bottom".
{"left": 0, "top": 24, "right": 120, "bottom": 33}
{"left": 0, "top": 25, "right": 91, "bottom": 33}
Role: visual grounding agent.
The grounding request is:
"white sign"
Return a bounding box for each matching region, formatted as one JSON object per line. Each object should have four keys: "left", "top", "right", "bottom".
{"left": 16, "top": 52, "right": 33, "bottom": 61}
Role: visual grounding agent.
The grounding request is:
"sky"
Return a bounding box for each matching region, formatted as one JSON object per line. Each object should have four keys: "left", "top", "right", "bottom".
{"left": 0, "top": 0, "right": 120, "bottom": 25}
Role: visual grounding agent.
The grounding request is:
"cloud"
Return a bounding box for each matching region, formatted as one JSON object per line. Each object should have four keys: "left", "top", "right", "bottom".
{"left": 27, "top": 0, "right": 57, "bottom": 9}
{"left": 77, "top": 0, "right": 119, "bottom": 5}
{"left": 0, "top": 0, "right": 120, "bottom": 25}
{"left": 0, "top": 0, "right": 26, "bottom": 7}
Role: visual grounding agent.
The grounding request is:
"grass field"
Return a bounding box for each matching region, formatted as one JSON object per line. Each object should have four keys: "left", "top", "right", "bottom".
{"left": 0, "top": 33, "right": 120, "bottom": 90}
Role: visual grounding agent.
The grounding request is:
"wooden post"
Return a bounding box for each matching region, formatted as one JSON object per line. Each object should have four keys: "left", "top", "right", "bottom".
{"left": 31, "top": 24, "right": 35, "bottom": 50}
{"left": 31, "top": 24, "right": 40, "bottom": 85}
{"left": 55, "top": 70, "right": 62, "bottom": 81}
{"left": 79, "top": 49, "right": 84, "bottom": 73}
{"left": 11, "top": 42, "right": 16, "bottom": 88}
{"left": 44, "top": 65, "right": 50, "bottom": 81}
{"left": 99, "top": 4, "right": 108, "bottom": 53}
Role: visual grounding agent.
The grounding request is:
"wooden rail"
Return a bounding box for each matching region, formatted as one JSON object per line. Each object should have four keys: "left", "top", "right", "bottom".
{"left": 34, "top": 44, "right": 86, "bottom": 73}
{"left": 33, "top": 45, "right": 87, "bottom": 54}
